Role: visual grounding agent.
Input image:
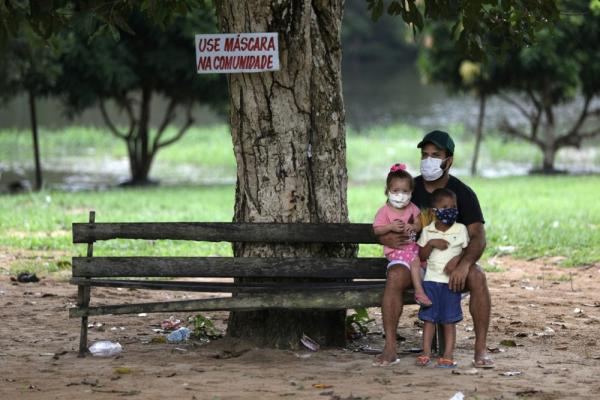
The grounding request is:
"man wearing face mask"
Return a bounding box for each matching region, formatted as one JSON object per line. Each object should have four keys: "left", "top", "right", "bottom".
{"left": 374, "top": 130, "right": 493, "bottom": 369}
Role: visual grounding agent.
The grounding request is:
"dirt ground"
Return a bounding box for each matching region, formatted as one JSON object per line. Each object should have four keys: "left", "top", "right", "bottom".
{"left": 1, "top": 256, "right": 599, "bottom": 400}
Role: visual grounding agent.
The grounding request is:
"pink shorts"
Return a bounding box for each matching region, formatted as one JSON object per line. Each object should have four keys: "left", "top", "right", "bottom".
{"left": 385, "top": 242, "right": 419, "bottom": 269}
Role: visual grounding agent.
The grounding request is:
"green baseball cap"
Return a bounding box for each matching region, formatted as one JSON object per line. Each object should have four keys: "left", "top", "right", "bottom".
{"left": 417, "top": 130, "right": 455, "bottom": 155}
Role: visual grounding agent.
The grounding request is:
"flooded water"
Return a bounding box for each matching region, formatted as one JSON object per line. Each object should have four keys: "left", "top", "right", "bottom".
{"left": 0, "top": 61, "right": 501, "bottom": 131}
{"left": 1, "top": 61, "right": 598, "bottom": 191}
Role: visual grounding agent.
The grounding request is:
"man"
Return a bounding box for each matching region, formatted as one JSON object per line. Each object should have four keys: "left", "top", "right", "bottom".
{"left": 374, "top": 130, "right": 494, "bottom": 368}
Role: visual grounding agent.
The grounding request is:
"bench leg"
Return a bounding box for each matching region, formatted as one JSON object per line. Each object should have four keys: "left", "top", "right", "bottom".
{"left": 77, "top": 285, "right": 91, "bottom": 357}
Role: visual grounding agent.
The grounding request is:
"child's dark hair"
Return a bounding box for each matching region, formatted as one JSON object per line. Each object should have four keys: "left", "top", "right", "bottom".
{"left": 386, "top": 163, "right": 414, "bottom": 193}
{"left": 431, "top": 188, "right": 457, "bottom": 204}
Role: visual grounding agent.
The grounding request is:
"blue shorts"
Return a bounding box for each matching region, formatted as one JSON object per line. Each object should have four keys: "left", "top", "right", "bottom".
{"left": 418, "top": 281, "right": 463, "bottom": 324}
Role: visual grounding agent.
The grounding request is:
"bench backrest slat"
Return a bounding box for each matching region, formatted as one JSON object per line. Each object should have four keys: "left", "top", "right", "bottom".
{"left": 72, "top": 257, "right": 388, "bottom": 279}
{"left": 72, "top": 222, "right": 378, "bottom": 244}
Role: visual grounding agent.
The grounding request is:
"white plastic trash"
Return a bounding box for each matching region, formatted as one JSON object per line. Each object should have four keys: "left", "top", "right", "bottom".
{"left": 449, "top": 392, "right": 465, "bottom": 400}
{"left": 89, "top": 341, "right": 122, "bottom": 357}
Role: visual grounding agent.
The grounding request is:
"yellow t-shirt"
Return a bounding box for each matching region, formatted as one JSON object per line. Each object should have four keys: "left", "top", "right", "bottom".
{"left": 417, "top": 221, "right": 469, "bottom": 283}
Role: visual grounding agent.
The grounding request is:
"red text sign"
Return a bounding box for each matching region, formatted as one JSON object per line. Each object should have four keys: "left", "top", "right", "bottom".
{"left": 195, "top": 33, "right": 280, "bottom": 74}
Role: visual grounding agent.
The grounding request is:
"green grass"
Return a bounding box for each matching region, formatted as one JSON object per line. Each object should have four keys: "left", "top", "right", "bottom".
{"left": 4, "top": 123, "right": 597, "bottom": 183}
{"left": 350, "top": 176, "right": 600, "bottom": 267}
{"left": 0, "top": 186, "right": 235, "bottom": 263}
{"left": 1, "top": 124, "right": 599, "bottom": 276}
{"left": 1, "top": 175, "right": 599, "bottom": 277}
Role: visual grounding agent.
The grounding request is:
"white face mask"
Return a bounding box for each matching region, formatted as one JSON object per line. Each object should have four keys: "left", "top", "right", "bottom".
{"left": 388, "top": 192, "right": 411, "bottom": 208}
{"left": 420, "top": 157, "right": 447, "bottom": 181}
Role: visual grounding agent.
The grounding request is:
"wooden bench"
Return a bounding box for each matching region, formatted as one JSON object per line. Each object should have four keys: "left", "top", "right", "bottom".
{"left": 70, "top": 211, "right": 441, "bottom": 356}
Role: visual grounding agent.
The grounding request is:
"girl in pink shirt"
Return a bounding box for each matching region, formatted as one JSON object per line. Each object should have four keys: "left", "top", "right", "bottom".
{"left": 373, "top": 163, "right": 431, "bottom": 307}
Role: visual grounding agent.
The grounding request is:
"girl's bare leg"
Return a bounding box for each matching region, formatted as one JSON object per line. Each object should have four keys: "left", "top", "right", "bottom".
{"left": 410, "top": 258, "right": 431, "bottom": 305}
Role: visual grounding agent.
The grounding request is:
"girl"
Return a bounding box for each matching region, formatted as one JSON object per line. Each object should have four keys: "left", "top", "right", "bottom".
{"left": 373, "top": 163, "right": 431, "bottom": 307}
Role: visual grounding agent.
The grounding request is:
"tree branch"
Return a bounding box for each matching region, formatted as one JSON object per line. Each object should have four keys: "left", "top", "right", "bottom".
{"left": 121, "top": 98, "right": 137, "bottom": 140}
{"left": 155, "top": 103, "right": 195, "bottom": 150}
{"left": 555, "top": 96, "right": 593, "bottom": 148}
{"left": 574, "top": 127, "right": 600, "bottom": 141}
{"left": 498, "top": 92, "right": 533, "bottom": 121}
{"left": 525, "top": 87, "right": 543, "bottom": 112}
{"left": 99, "top": 100, "right": 128, "bottom": 140}
{"left": 525, "top": 88, "right": 545, "bottom": 141}
{"left": 498, "top": 118, "right": 544, "bottom": 148}
{"left": 530, "top": 107, "right": 542, "bottom": 141}
{"left": 568, "top": 95, "right": 591, "bottom": 137}
{"left": 151, "top": 98, "right": 177, "bottom": 153}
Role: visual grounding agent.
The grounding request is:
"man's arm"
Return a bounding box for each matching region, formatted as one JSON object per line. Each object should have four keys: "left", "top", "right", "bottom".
{"left": 377, "top": 231, "right": 410, "bottom": 249}
{"left": 448, "top": 222, "right": 486, "bottom": 292}
{"left": 374, "top": 220, "right": 406, "bottom": 237}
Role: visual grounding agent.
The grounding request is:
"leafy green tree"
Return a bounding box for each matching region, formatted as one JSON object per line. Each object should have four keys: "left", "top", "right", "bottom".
{"left": 0, "top": 30, "right": 61, "bottom": 190}
{"left": 368, "top": 0, "right": 560, "bottom": 60}
{"left": 495, "top": 0, "right": 600, "bottom": 172}
{"left": 418, "top": 22, "right": 501, "bottom": 175}
{"left": 418, "top": 0, "right": 600, "bottom": 173}
{"left": 54, "top": 5, "right": 227, "bottom": 184}
{"left": 0, "top": 0, "right": 195, "bottom": 45}
{"left": 343, "top": 0, "right": 417, "bottom": 63}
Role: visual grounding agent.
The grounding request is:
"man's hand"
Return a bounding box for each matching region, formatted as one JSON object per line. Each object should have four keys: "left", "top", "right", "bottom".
{"left": 448, "top": 261, "right": 470, "bottom": 292}
{"left": 428, "top": 239, "right": 449, "bottom": 250}
{"left": 379, "top": 231, "right": 410, "bottom": 249}
{"left": 443, "top": 255, "right": 461, "bottom": 275}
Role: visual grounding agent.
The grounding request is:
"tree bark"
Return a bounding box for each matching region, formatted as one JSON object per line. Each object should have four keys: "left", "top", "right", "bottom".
{"left": 470, "top": 94, "right": 486, "bottom": 176}
{"left": 540, "top": 108, "right": 558, "bottom": 173}
{"left": 541, "top": 143, "right": 557, "bottom": 173}
{"left": 125, "top": 89, "right": 155, "bottom": 185}
{"left": 217, "top": 0, "right": 354, "bottom": 348}
{"left": 28, "top": 90, "right": 43, "bottom": 191}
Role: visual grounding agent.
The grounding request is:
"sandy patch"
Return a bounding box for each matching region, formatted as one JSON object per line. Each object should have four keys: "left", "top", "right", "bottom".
{"left": 0, "top": 257, "right": 599, "bottom": 399}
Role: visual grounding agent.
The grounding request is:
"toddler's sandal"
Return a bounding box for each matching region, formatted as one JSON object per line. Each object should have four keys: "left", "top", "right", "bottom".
{"left": 436, "top": 358, "right": 457, "bottom": 369}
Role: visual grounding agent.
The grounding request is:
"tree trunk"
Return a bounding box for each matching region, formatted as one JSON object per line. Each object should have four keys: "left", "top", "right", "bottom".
{"left": 541, "top": 144, "right": 557, "bottom": 173}
{"left": 470, "top": 94, "right": 486, "bottom": 176}
{"left": 28, "top": 90, "right": 43, "bottom": 191}
{"left": 217, "top": 0, "right": 355, "bottom": 348}
{"left": 540, "top": 108, "right": 558, "bottom": 173}
{"left": 125, "top": 89, "right": 155, "bottom": 185}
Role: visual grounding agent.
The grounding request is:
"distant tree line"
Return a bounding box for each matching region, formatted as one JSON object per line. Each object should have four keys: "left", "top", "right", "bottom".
{"left": 0, "top": 0, "right": 420, "bottom": 188}
{"left": 0, "top": 0, "right": 570, "bottom": 189}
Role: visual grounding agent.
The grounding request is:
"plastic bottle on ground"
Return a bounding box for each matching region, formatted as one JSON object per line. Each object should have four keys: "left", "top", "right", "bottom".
{"left": 167, "top": 327, "right": 190, "bottom": 343}
{"left": 89, "top": 341, "right": 122, "bottom": 356}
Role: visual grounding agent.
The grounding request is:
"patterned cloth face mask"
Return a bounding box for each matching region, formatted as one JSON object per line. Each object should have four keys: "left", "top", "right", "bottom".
{"left": 434, "top": 207, "right": 459, "bottom": 225}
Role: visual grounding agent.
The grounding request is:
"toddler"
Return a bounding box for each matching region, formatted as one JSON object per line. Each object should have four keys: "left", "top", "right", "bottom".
{"left": 415, "top": 188, "right": 469, "bottom": 368}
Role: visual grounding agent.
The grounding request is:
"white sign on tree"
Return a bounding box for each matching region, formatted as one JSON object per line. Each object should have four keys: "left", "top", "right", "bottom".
{"left": 195, "top": 33, "right": 280, "bottom": 74}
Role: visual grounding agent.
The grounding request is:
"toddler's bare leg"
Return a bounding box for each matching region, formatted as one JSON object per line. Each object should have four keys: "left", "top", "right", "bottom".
{"left": 442, "top": 323, "right": 457, "bottom": 360}
{"left": 422, "top": 322, "right": 435, "bottom": 356}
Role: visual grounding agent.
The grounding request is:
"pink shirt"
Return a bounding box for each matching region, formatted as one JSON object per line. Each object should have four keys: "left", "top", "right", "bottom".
{"left": 373, "top": 202, "right": 421, "bottom": 257}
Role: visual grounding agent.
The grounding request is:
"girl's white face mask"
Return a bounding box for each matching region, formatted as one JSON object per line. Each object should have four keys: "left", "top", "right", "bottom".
{"left": 388, "top": 192, "right": 411, "bottom": 208}
{"left": 420, "top": 157, "right": 447, "bottom": 181}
